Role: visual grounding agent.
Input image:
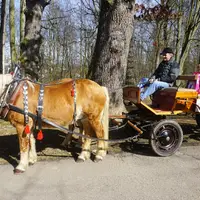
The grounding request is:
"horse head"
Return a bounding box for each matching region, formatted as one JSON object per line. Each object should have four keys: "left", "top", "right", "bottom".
{"left": 0, "top": 64, "right": 22, "bottom": 117}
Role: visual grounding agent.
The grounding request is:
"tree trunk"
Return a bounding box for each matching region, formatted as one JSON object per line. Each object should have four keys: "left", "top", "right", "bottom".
{"left": 0, "top": 0, "right": 7, "bottom": 74}
{"left": 154, "top": 21, "right": 164, "bottom": 68}
{"left": 175, "top": 0, "right": 183, "bottom": 63}
{"left": 20, "top": 0, "right": 51, "bottom": 80}
{"left": 88, "top": 0, "right": 135, "bottom": 114}
{"left": 9, "top": 0, "right": 17, "bottom": 70}
{"left": 126, "top": 36, "right": 136, "bottom": 85}
{"left": 20, "top": 0, "right": 26, "bottom": 45}
{"left": 178, "top": 0, "right": 200, "bottom": 74}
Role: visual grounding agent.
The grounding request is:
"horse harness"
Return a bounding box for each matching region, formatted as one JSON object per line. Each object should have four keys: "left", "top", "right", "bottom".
{"left": 37, "top": 84, "right": 44, "bottom": 132}
{"left": 1, "top": 78, "right": 140, "bottom": 143}
{"left": 22, "top": 79, "right": 78, "bottom": 138}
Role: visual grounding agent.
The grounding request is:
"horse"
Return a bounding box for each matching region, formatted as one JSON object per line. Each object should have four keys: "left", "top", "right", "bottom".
{"left": 49, "top": 78, "right": 94, "bottom": 149}
{"left": 55, "top": 79, "right": 108, "bottom": 149}
{"left": 0, "top": 68, "right": 109, "bottom": 174}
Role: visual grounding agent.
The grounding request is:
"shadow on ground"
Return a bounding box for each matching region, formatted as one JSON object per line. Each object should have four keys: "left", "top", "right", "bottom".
{"left": 0, "top": 127, "right": 85, "bottom": 167}
{"left": 109, "top": 121, "right": 200, "bottom": 157}
{"left": 0, "top": 119, "right": 200, "bottom": 166}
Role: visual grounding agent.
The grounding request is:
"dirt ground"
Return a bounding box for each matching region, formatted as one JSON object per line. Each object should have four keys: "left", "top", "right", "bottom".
{"left": 0, "top": 116, "right": 200, "bottom": 166}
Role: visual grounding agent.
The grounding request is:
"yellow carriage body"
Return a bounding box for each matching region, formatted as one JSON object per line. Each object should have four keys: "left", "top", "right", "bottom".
{"left": 123, "top": 75, "right": 199, "bottom": 116}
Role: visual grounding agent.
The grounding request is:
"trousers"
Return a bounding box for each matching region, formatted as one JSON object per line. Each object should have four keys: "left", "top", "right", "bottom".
{"left": 140, "top": 80, "right": 169, "bottom": 100}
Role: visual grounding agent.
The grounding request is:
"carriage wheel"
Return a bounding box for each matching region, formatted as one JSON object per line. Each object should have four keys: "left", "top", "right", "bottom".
{"left": 195, "top": 114, "right": 200, "bottom": 127}
{"left": 150, "top": 120, "right": 183, "bottom": 157}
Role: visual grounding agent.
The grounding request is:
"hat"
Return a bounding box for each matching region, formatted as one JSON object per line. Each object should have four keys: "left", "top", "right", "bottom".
{"left": 160, "top": 47, "right": 174, "bottom": 55}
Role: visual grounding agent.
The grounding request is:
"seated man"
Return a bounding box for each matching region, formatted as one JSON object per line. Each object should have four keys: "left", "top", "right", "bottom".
{"left": 140, "top": 47, "right": 180, "bottom": 101}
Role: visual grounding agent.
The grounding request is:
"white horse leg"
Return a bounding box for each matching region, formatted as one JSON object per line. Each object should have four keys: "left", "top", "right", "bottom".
{"left": 78, "top": 138, "right": 91, "bottom": 162}
{"left": 28, "top": 133, "right": 37, "bottom": 165}
{"left": 77, "top": 119, "right": 91, "bottom": 162}
{"left": 14, "top": 123, "right": 35, "bottom": 173}
{"left": 95, "top": 88, "right": 109, "bottom": 161}
{"left": 95, "top": 140, "right": 107, "bottom": 161}
{"left": 14, "top": 124, "right": 29, "bottom": 173}
{"left": 88, "top": 117, "right": 107, "bottom": 162}
{"left": 15, "top": 150, "right": 29, "bottom": 173}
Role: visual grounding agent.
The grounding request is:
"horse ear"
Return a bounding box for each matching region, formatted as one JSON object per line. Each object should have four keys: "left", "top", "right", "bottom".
{"left": 37, "top": 130, "right": 43, "bottom": 140}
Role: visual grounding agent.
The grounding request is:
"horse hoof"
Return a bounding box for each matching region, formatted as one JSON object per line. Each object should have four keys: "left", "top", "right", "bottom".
{"left": 13, "top": 168, "right": 25, "bottom": 174}
{"left": 94, "top": 156, "right": 103, "bottom": 163}
{"left": 76, "top": 157, "right": 85, "bottom": 163}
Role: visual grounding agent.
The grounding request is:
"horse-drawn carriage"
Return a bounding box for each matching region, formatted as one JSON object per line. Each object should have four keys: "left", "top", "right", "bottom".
{"left": 0, "top": 65, "right": 200, "bottom": 173}
{"left": 117, "top": 74, "right": 200, "bottom": 156}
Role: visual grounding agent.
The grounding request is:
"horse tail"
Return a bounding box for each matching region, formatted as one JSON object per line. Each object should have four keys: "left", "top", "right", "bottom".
{"left": 101, "top": 86, "right": 109, "bottom": 150}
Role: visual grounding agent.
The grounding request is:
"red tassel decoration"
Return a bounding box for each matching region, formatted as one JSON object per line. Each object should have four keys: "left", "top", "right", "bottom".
{"left": 71, "top": 89, "right": 74, "bottom": 97}
{"left": 24, "top": 125, "right": 30, "bottom": 134}
{"left": 37, "top": 130, "right": 43, "bottom": 140}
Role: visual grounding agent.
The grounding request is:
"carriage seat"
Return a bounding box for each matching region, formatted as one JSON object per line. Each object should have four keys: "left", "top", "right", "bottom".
{"left": 152, "top": 87, "right": 198, "bottom": 110}
{"left": 123, "top": 86, "right": 198, "bottom": 111}
{"left": 155, "top": 87, "right": 198, "bottom": 98}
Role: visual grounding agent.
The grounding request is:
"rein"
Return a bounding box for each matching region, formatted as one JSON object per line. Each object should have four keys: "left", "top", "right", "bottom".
{"left": 8, "top": 104, "right": 140, "bottom": 143}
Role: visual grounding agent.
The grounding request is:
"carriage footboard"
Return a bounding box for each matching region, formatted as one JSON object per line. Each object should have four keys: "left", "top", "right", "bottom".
{"left": 123, "top": 86, "right": 141, "bottom": 104}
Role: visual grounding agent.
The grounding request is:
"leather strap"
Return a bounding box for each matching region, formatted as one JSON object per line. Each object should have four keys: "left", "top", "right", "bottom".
{"left": 37, "top": 84, "right": 44, "bottom": 130}
{"left": 8, "top": 104, "right": 140, "bottom": 143}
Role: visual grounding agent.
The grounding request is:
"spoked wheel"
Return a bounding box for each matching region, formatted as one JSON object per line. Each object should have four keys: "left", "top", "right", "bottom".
{"left": 150, "top": 120, "right": 183, "bottom": 157}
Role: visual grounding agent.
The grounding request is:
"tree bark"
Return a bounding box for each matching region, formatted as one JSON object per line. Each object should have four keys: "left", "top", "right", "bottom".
{"left": 126, "top": 36, "right": 135, "bottom": 85}
{"left": 88, "top": 0, "right": 135, "bottom": 114}
{"left": 20, "top": 0, "right": 51, "bottom": 80}
{"left": 0, "top": 0, "right": 7, "bottom": 74}
{"left": 9, "top": 0, "right": 17, "bottom": 70}
{"left": 178, "top": 0, "right": 200, "bottom": 74}
{"left": 20, "top": 0, "right": 26, "bottom": 45}
{"left": 175, "top": 0, "right": 183, "bottom": 63}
